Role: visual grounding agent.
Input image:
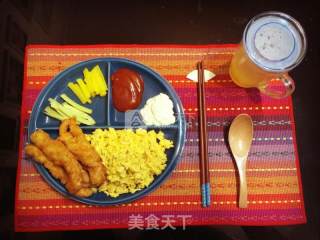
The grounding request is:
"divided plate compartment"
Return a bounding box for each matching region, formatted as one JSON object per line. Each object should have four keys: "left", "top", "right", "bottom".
{"left": 32, "top": 60, "right": 110, "bottom": 130}
{"left": 27, "top": 58, "right": 186, "bottom": 205}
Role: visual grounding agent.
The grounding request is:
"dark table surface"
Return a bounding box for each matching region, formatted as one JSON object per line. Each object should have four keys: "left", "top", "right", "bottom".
{"left": 0, "top": 0, "right": 319, "bottom": 239}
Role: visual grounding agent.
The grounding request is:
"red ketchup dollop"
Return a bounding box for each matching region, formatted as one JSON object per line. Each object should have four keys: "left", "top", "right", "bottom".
{"left": 111, "top": 68, "right": 144, "bottom": 112}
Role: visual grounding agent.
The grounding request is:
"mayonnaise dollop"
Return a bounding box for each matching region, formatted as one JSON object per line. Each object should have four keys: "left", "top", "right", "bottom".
{"left": 140, "top": 93, "right": 176, "bottom": 126}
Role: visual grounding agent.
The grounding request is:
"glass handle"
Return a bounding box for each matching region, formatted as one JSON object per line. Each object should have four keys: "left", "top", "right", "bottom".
{"left": 258, "top": 74, "right": 295, "bottom": 99}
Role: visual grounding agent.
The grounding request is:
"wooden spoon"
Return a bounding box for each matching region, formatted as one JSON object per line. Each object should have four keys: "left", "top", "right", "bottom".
{"left": 228, "top": 114, "right": 254, "bottom": 208}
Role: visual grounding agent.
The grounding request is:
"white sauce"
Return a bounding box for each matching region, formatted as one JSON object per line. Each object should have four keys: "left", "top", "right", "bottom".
{"left": 140, "top": 93, "right": 176, "bottom": 126}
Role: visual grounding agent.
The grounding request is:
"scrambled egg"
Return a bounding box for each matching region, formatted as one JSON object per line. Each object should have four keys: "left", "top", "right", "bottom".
{"left": 86, "top": 128, "right": 173, "bottom": 197}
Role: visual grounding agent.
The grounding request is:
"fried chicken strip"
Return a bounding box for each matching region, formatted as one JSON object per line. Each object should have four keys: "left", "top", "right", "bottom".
{"left": 76, "top": 187, "right": 97, "bottom": 198}
{"left": 58, "top": 118, "right": 106, "bottom": 187}
{"left": 29, "top": 129, "right": 89, "bottom": 194}
{"left": 25, "top": 144, "right": 68, "bottom": 185}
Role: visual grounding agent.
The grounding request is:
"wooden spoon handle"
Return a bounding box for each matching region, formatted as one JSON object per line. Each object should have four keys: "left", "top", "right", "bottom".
{"left": 238, "top": 167, "right": 248, "bottom": 208}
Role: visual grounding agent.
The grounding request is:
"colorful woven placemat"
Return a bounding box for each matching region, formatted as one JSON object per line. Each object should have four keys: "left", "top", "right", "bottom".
{"left": 15, "top": 44, "right": 306, "bottom": 232}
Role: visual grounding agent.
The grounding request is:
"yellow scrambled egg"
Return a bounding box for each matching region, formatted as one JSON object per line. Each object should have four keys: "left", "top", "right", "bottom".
{"left": 86, "top": 128, "right": 173, "bottom": 197}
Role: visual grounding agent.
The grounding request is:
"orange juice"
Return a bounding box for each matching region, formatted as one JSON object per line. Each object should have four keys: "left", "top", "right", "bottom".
{"left": 229, "top": 43, "right": 274, "bottom": 88}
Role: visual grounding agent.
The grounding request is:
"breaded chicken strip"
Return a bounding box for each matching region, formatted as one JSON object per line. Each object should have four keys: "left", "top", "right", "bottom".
{"left": 59, "top": 118, "right": 106, "bottom": 187}
{"left": 26, "top": 130, "right": 96, "bottom": 198}
{"left": 29, "top": 129, "right": 89, "bottom": 194}
{"left": 25, "top": 144, "right": 68, "bottom": 184}
{"left": 76, "top": 187, "right": 97, "bottom": 198}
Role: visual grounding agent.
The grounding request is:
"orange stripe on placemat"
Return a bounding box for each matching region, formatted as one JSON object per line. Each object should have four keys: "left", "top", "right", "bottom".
{"left": 16, "top": 202, "right": 302, "bottom": 216}
{"left": 25, "top": 59, "right": 233, "bottom": 76}
{"left": 20, "top": 166, "right": 299, "bottom": 178}
{"left": 17, "top": 174, "right": 301, "bottom": 201}
{"left": 27, "top": 52, "right": 234, "bottom": 65}
{"left": 26, "top": 43, "right": 238, "bottom": 49}
{"left": 16, "top": 193, "right": 302, "bottom": 205}
{"left": 16, "top": 202, "right": 303, "bottom": 218}
{"left": 16, "top": 193, "right": 302, "bottom": 211}
{"left": 175, "top": 162, "right": 297, "bottom": 171}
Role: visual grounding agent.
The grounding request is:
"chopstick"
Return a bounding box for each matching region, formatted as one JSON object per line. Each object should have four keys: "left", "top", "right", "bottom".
{"left": 197, "top": 61, "right": 210, "bottom": 207}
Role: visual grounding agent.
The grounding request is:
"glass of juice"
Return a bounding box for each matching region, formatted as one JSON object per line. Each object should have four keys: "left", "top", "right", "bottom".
{"left": 229, "top": 11, "right": 307, "bottom": 98}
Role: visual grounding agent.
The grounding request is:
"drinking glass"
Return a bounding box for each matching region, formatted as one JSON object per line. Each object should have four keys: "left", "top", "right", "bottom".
{"left": 229, "top": 11, "right": 307, "bottom": 98}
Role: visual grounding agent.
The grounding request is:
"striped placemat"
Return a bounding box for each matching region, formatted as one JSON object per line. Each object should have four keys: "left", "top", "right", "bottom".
{"left": 15, "top": 44, "right": 306, "bottom": 232}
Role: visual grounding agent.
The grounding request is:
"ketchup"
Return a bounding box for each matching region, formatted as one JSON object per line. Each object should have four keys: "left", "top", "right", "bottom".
{"left": 111, "top": 68, "right": 144, "bottom": 112}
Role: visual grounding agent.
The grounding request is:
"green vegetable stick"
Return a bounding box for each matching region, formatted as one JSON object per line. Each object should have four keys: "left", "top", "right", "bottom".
{"left": 75, "top": 115, "right": 95, "bottom": 126}
{"left": 49, "top": 98, "right": 95, "bottom": 125}
{"left": 43, "top": 107, "right": 66, "bottom": 121}
{"left": 48, "top": 98, "right": 95, "bottom": 125}
{"left": 61, "top": 103, "right": 96, "bottom": 125}
{"left": 48, "top": 98, "right": 71, "bottom": 118}
{"left": 61, "top": 102, "right": 91, "bottom": 119}
{"left": 48, "top": 98, "right": 64, "bottom": 109}
{"left": 60, "top": 94, "right": 93, "bottom": 114}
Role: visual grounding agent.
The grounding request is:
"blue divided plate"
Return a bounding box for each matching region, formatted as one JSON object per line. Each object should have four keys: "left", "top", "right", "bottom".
{"left": 28, "top": 58, "right": 186, "bottom": 206}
